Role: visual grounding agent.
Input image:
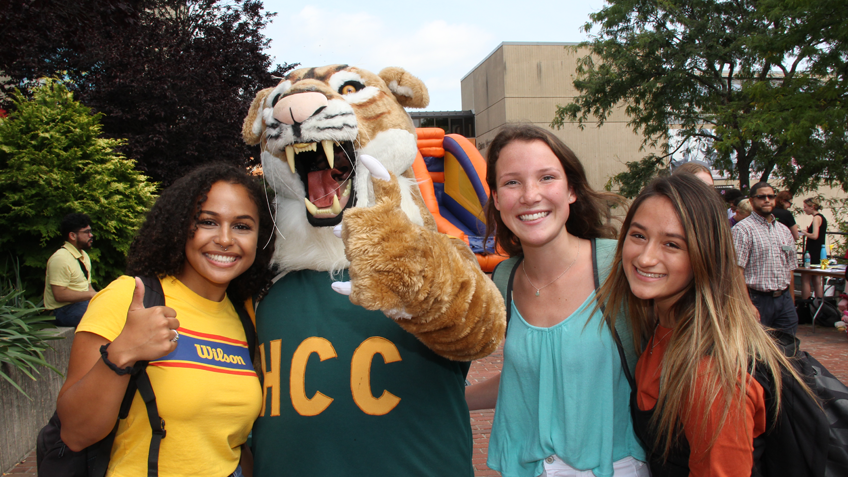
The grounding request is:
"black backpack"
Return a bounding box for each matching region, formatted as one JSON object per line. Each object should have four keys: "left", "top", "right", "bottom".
{"left": 36, "top": 276, "right": 256, "bottom": 477}
{"left": 753, "top": 335, "right": 848, "bottom": 477}
{"left": 796, "top": 298, "right": 841, "bottom": 328}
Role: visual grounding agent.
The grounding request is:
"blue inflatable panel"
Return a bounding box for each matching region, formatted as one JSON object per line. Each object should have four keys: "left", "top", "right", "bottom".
{"left": 433, "top": 182, "right": 445, "bottom": 203}
{"left": 443, "top": 195, "right": 486, "bottom": 236}
{"left": 423, "top": 156, "right": 444, "bottom": 173}
{"left": 437, "top": 202, "right": 475, "bottom": 237}
{"left": 467, "top": 235, "right": 497, "bottom": 254}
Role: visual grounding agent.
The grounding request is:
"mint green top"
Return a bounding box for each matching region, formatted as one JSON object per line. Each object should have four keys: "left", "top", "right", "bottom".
{"left": 487, "top": 295, "right": 646, "bottom": 477}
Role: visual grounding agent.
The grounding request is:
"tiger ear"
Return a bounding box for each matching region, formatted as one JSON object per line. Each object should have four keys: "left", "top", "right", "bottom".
{"left": 379, "top": 67, "right": 429, "bottom": 109}
{"left": 243, "top": 87, "right": 273, "bottom": 146}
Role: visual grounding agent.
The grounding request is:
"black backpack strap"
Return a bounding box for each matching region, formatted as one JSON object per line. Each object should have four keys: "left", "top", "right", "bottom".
{"left": 135, "top": 276, "right": 165, "bottom": 477}
{"left": 140, "top": 275, "right": 165, "bottom": 309}
{"left": 491, "top": 256, "right": 521, "bottom": 330}
{"left": 233, "top": 300, "right": 256, "bottom": 360}
{"left": 135, "top": 372, "right": 165, "bottom": 477}
{"left": 491, "top": 257, "right": 517, "bottom": 299}
{"left": 591, "top": 238, "right": 636, "bottom": 390}
{"left": 76, "top": 257, "right": 89, "bottom": 280}
{"left": 87, "top": 373, "right": 143, "bottom": 476}
{"left": 115, "top": 275, "right": 157, "bottom": 424}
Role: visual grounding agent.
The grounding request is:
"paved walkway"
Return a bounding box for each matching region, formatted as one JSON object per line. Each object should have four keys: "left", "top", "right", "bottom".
{"left": 5, "top": 324, "right": 845, "bottom": 476}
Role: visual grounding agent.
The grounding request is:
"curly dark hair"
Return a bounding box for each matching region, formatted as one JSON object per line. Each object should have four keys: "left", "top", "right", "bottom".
{"left": 126, "top": 163, "right": 276, "bottom": 303}
{"left": 483, "top": 124, "right": 624, "bottom": 257}
{"left": 60, "top": 213, "right": 91, "bottom": 241}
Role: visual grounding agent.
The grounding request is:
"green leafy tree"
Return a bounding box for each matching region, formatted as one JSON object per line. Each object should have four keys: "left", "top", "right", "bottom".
{"left": 822, "top": 197, "right": 848, "bottom": 261}
{"left": 0, "top": 80, "right": 157, "bottom": 294}
{"left": 554, "top": 0, "right": 848, "bottom": 197}
{"left": 0, "top": 0, "right": 296, "bottom": 187}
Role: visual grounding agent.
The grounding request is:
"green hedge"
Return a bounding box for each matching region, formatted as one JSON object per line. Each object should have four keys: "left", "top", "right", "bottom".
{"left": 0, "top": 80, "right": 157, "bottom": 294}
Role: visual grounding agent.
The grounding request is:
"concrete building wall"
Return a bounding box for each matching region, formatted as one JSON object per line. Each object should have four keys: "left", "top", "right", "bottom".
{"left": 461, "top": 42, "right": 657, "bottom": 191}
{"left": 502, "top": 44, "right": 584, "bottom": 99}
{"left": 1, "top": 327, "right": 74, "bottom": 474}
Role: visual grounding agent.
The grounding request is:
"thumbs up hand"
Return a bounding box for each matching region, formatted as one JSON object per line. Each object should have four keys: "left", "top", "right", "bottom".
{"left": 331, "top": 155, "right": 420, "bottom": 311}
{"left": 330, "top": 155, "right": 506, "bottom": 361}
{"left": 109, "top": 277, "right": 180, "bottom": 366}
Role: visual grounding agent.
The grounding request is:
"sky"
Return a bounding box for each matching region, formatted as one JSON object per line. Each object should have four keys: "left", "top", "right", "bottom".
{"left": 261, "top": 0, "right": 608, "bottom": 111}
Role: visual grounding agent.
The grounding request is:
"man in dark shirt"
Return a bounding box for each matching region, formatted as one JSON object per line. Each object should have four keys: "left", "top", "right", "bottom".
{"left": 772, "top": 190, "right": 800, "bottom": 240}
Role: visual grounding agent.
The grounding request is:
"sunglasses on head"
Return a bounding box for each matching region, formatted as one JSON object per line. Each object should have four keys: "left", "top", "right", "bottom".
{"left": 753, "top": 194, "right": 776, "bottom": 200}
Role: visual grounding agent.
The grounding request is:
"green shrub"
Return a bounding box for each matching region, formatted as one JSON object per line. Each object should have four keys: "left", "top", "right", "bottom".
{"left": 0, "top": 256, "right": 63, "bottom": 399}
{"left": 0, "top": 80, "right": 158, "bottom": 294}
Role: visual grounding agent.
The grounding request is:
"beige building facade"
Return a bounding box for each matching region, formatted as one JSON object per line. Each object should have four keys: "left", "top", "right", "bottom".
{"left": 461, "top": 42, "right": 659, "bottom": 191}
{"left": 459, "top": 42, "right": 845, "bottom": 254}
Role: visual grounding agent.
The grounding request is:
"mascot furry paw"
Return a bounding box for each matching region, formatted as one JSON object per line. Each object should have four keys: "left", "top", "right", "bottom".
{"left": 243, "top": 65, "right": 505, "bottom": 476}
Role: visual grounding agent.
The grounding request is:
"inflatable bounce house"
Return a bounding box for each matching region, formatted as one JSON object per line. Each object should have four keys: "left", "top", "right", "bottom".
{"left": 413, "top": 128, "right": 506, "bottom": 272}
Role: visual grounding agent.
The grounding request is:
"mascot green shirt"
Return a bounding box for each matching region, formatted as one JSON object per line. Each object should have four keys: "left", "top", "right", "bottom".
{"left": 243, "top": 64, "right": 506, "bottom": 476}
{"left": 254, "top": 270, "right": 472, "bottom": 476}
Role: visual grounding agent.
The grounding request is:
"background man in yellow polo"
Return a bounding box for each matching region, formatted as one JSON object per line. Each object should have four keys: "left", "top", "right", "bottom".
{"left": 44, "top": 213, "right": 96, "bottom": 326}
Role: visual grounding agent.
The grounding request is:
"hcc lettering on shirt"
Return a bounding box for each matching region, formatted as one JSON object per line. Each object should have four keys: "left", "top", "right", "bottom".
{"left": 259, "top": 336, "right": 402, "bottom": 417}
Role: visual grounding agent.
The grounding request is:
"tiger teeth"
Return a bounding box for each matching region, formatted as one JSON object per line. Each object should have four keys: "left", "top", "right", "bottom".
{"left": 292, "top": 142, "right": 316, "bottom": 152}
{"left": 305, "top": 196, "right": 344, "bottom": 217}
{"left": 285, "top": 145, "right": 296, "bottom": 173}
{"left": 284, "top": 141, "right": 337, "bottom": 173}
{"left": 322, "top": 140, "right": 335, "bottom": 169}
{"left": 304, "top": 198, "right": 318, "bottom": 215}
{"left": 343, "top": 181, "right": 351, "bottom": 197}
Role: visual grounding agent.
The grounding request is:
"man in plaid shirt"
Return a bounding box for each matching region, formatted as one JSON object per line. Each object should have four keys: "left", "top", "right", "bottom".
{"left": 733, "top": 182, "right": 799, "bottom": 335}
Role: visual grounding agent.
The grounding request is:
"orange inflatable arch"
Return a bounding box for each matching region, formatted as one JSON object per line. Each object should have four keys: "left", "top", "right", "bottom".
{"left": 412, "top": 128, "right": 507, "bottom": 272}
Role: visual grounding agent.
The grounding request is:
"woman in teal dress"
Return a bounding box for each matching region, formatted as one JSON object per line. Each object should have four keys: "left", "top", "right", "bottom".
{"left": 466, "top": 124, "right": 648, "bottom": 477}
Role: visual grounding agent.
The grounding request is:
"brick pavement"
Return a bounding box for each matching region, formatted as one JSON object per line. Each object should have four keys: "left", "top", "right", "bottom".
{"left": 5, "top": 324, "right": 845, "bottom": 476}
{"left": 468, "top": 342, "right": 503, "bottom": 477}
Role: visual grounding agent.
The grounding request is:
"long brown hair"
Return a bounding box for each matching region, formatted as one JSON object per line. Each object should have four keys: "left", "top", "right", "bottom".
{"left": 483, "top": 124, "right": 623, "bottom": 256}
{"left": 775, "top": 190, "right": 793, "bottom": 210}
{"left": 598, "top": 174, "right": 810, "bottom": 458}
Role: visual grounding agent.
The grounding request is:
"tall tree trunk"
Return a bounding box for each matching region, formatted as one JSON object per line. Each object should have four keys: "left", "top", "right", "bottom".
{"left": 736, "top": 147, "right": 753, "bottom": 192}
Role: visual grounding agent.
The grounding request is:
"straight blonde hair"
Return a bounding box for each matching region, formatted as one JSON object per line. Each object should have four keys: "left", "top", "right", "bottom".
{"left": 736, "top": 198, "right": 752, "bottom": 215}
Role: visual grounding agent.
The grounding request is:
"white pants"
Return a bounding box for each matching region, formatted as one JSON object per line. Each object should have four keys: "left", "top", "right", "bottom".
{"left": 538, "top": 455, "right": 650, "bottom": 477}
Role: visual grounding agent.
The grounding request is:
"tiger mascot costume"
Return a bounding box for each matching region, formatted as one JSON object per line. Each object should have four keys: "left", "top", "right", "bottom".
{"left": 242, "top": 65, "right": 505, "bottom": 476}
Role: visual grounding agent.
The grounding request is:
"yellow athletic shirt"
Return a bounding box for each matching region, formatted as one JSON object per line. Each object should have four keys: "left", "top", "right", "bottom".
{"left": 77, "top": 275, "right": 261, "bottom": 477}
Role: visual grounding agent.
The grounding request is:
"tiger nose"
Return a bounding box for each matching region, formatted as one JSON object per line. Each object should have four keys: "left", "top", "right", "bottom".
{"left": 273, "top": 91, "right": 329, "bottom": 125}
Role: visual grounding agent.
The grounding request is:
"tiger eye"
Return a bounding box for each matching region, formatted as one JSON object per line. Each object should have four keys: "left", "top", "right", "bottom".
{"left": 341, "top": 84, "right": 357, "bottom": 95}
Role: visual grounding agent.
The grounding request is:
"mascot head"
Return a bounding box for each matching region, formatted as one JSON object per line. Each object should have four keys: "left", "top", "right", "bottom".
{"left": 244, "top": 65, "right": 431, "bottom": 273}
